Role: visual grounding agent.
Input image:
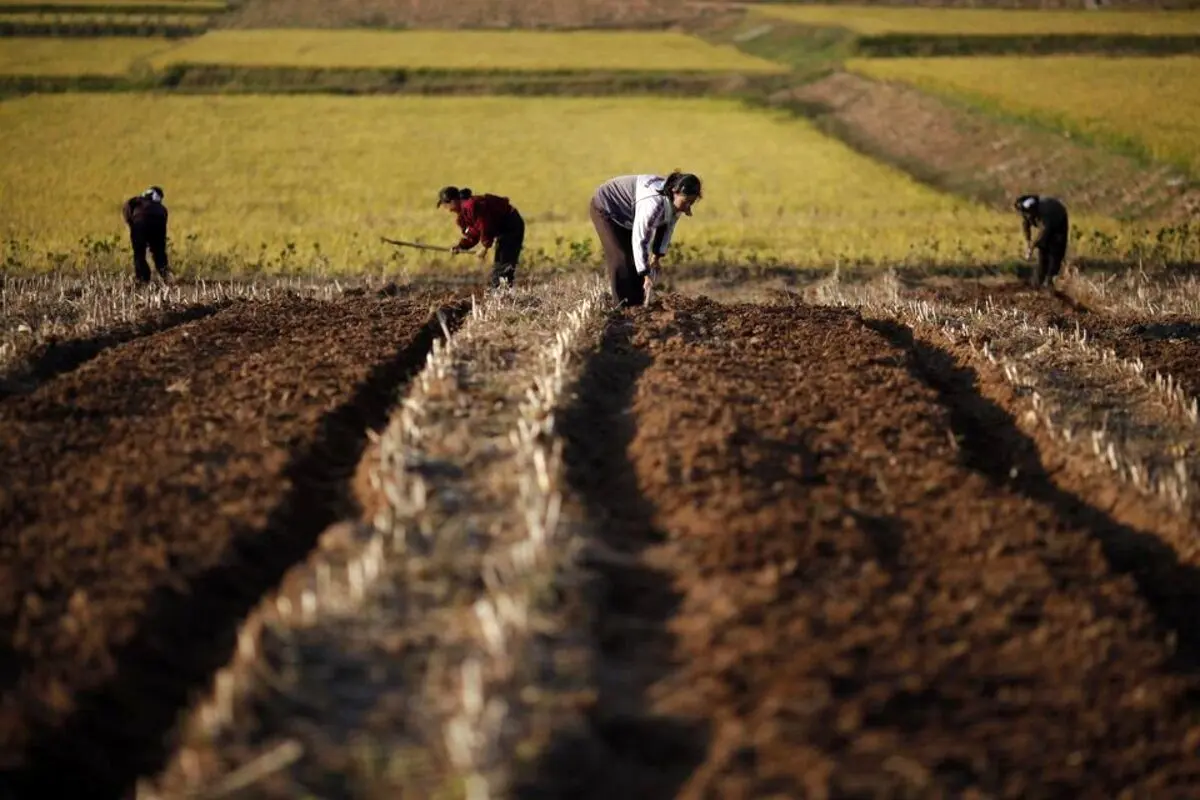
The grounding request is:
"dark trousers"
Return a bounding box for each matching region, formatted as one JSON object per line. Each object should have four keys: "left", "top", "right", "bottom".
{"left": 491, "top": 210, "right": 524, "bottom": 288}
{"left": 130, "top": 218, "right": 169, "bottom": 282}
{"left": 1034, "top": 232, "right": 1068, "bottom": 288}
{"left": 589, "top": 200, "right": 644, "bottom": 307}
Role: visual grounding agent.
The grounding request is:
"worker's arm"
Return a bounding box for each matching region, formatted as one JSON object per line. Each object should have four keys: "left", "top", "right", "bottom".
{"left": 653, "top": 216, "right": 676, "bottom": 258}
{"left": 1022, "top": 216, "right": 1036, "bottom": 258}
{"left": 631, "top": 197, "right": 667, "bottom": 276}
{"left": 453, "top": 209, "right": 481, "bottom": 252}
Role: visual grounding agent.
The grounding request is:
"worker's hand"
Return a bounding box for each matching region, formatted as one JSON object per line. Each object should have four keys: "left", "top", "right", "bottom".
{"left": 650, "top": 253, "right": 663, "bottom": 272}
{"left": 450, "top": 246, "right": 464, "bottom": 255}
{"left": 1024, "top": 246, "right": 1034, "bottom": 261}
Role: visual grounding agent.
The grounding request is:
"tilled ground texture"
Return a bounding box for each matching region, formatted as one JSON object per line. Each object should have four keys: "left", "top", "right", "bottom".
{"left": 0, "top": 288, "right": 463, "bottom": 797}
{"left": 542, "top": 294, "right": 1200, "bottom": 798}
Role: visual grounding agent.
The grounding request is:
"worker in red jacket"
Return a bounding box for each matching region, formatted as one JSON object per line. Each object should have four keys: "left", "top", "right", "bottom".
{"left": 437, "top": 186, "right": 525, "bottom": 288}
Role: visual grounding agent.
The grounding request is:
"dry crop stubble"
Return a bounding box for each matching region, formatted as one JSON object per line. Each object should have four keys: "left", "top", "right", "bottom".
{"left": 0, "top": 273, "right": 360, "bottom": 389}
{"left": 0, "top": 287, "right": 469, "bottom": 797}
{"left": 144, "top": 276, "right": 607, "bottom": 799}
{"left": 816, "top": 273, "right": 1200, "bottom": 515}
{"left": 518, "top": 292, "right": 1200, "bottom": 797}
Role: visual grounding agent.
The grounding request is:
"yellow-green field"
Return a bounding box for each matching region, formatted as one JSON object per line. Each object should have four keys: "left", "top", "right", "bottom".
{"left": 147, "top": 29, "right": 786, "bottom": 72}
{"left": 0, "top": 93, "right": 1051, "bottom": 273}
{"left": 849, "top": 56, "right": 1200, "bottom": 175}
{"left": 753, "top": 4, "right": 1200, "bottom": 35}
{"left": 0, "top": 37, "right": 174, "bottom": 75}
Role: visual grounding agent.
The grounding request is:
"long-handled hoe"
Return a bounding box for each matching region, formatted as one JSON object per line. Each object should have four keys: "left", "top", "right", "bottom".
{"left": 381, "top": 236, "right": 456, "bottom": 253}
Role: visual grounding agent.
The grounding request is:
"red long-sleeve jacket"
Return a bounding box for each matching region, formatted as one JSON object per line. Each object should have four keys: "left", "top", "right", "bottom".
{"left": 455, "top": 194, "right": 515, "bottom": 250}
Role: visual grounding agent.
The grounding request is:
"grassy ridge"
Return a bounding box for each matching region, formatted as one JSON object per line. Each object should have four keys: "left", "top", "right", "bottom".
{"left": 850, "top": 56, "right": 1200, "bottom": 175}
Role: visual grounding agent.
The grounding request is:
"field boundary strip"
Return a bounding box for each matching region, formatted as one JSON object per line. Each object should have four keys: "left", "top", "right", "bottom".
{"left": 846, "top": 56, "right": 1200, "bottom": 177}
{"left": 142, "top": 29, "right": 788, "bottom": 73}
{"left": 0, "top": 3, "right": 223, "bottom": 14}
{"left": 0, "top": 19, "right": 209, "bottom": 36}
{"left": 142, "top": 277, "right": 610, "bottom": 798}
{"left": 766, "top": 70, "right": 1200, "bottom": 223}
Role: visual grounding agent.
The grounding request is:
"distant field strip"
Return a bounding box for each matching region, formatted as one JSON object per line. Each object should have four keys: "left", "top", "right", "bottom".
{"left": 1, "top": 93, "right": 1025, "bottom": 272}
{"left": 148, "top": 29, "right": 787, "bottom": 72}
{"left": 0, "top": 11, "right": 206, "bottom": 23}
{"left": 0, "top": 37, "right": 174, "bottom": 75}
{"left": 0, "top": 0, "right": 223, "bottom": 8}
{"left": 753, "top": 4, "right": 1200, "bottom": 35}
{"left": 850, "top": 56, "right": 1200, "bottom": 175}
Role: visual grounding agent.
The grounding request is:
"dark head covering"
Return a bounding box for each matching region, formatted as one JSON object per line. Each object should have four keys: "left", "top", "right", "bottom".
{"left": 436, "top": 186, "right": 472, "bottom": 207}
{"left": 1014, "top": 194, "right": 1038, "bottom": 213}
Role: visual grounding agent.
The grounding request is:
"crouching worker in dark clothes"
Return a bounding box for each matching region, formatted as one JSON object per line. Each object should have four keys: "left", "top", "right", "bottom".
{"left": 437, "top": 186, "right": 525, "bottom": 289}
{"left": 1016, "top": 193, "right": 1069, "bottom": 289}
{"left": 589, "top": 172, "right": 701, "bottom": 307}
{"left": 123, "top": 185, "right": 172, "bottom": 284}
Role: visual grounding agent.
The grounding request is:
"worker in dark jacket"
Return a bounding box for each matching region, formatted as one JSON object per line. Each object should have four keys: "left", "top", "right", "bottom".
{"left": 590, "top": 171, "right": 701, "bottom": 307}
{"left": 1016, "top": 194, "right": 1069, "bottom": 288}
{"left": 437, "top": 186, "right": 525, "bottom": 288}
{"left": 122, "top": 185, "right": 171, "bottom": 284}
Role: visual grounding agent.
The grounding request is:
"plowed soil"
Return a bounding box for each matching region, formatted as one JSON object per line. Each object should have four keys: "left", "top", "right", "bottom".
{"left": 0, "top": 289, "right": 464, "bottom": 797}
{"left": 542, "top": 295, "right": 1200, "bottom": 798}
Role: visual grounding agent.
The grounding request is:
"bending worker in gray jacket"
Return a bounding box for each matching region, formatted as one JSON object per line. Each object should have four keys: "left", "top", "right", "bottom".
{"left": 589, "top": 172, "right": 702, "bottom": 306}
{"left": 1016, "top": 193, "right": 1069, "bottom": 288}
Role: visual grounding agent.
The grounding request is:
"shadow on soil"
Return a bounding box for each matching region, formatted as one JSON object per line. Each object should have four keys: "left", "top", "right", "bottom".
{"left": 513, "top": 313, "right": 709, "bottom": 799}
{"left": 4, "top": 304, "right": 467, "bottom": 799}
{"left": 869, "top": 318, "right": 1200, "bottom": 672}
{"left": 0, "top": 303, "right": 228, "bottom": 400}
